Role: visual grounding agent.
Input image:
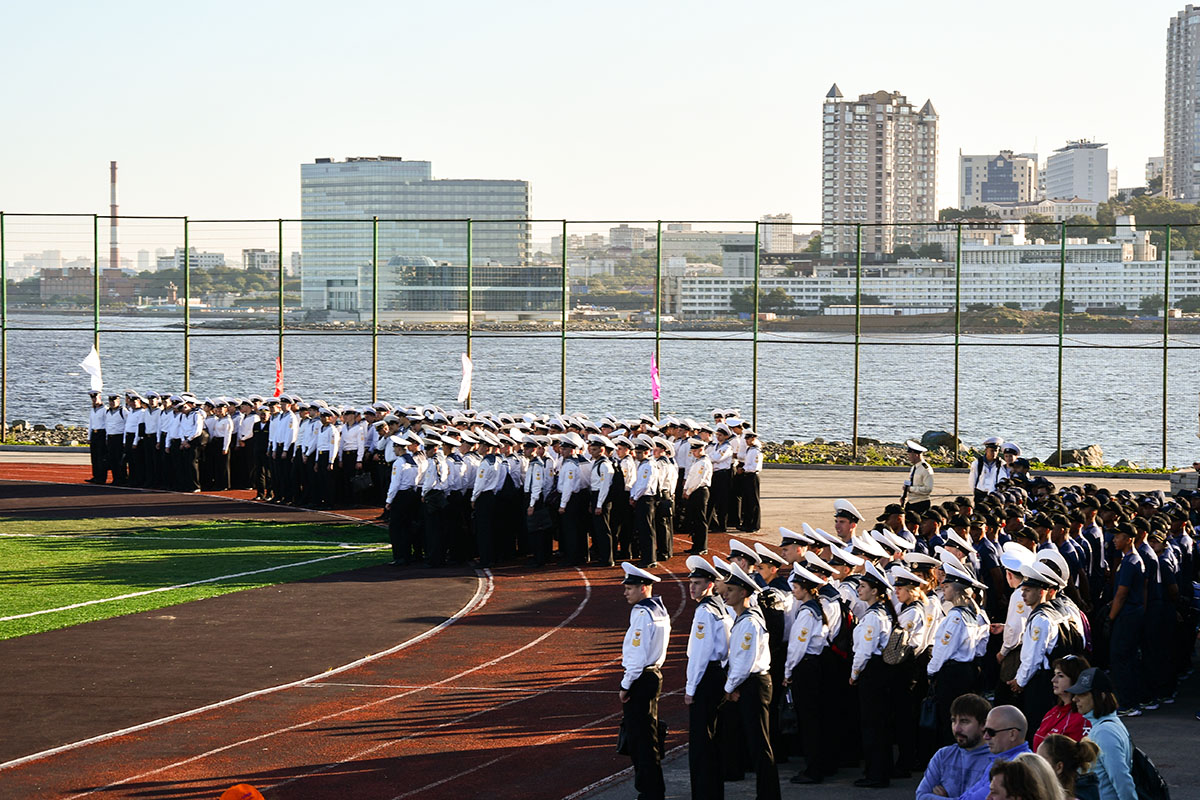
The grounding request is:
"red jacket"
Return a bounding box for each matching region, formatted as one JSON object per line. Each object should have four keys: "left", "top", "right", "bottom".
{"left": 1033, "top": 701, "right": 1088, "bottom": 750}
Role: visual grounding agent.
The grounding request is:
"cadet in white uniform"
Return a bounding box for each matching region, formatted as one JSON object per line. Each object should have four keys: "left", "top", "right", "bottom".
{"left": 721, "top": 559, "right": 781, "bottom": 800}
{"left": 629, "top": 439, "right": 659, "bottom": 568}
{"left": 783, "top": 564, "right": 829, "bottom": 784}
{"left": 87, "top": 390, "right": 107, "bottom": 483}
{"left": 619, "top": 562, "right": 670, "bottom": 800}
{"left": 682, "top": 438, "right": 713, "bottom": 554}
{"left": 926, "top": 561, "right": 987, "bottom": 749}
{"left": 1010, "top": 560, "right": 1063, "bottom": 739}
{"left": 851, "top": 562, "right": 896, "bottom": 788}
{"left": 902, "top": 439, "right": 935, "bottom": 514}
{"left": 684, "top": 556, "right": 732, "bottom": 800}
{"left": 738, "top": 430, "right": 763, "bottom": 532}
{"left": 589, "top": 434, "right": 616, "bottom": 567}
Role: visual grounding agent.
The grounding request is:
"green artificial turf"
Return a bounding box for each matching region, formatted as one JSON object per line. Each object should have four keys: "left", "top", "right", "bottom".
{"left": 0, "top": 518, "right": 391, "bottom": 639}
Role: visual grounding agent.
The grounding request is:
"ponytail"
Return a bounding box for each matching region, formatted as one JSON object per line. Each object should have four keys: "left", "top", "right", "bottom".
{"left": 1039, "top": 733, "right": 1100, "bottom": 794}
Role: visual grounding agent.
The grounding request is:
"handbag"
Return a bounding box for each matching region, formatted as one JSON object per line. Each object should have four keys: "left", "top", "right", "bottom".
{"left": 918, "top": 689, "right": 938, "bottom": 731}
{"left": 350, "top": 472, "right": 373, "bottom": 492}
{"left": 882, "top": 627, "right": 915, "bottom": 665}
{"left": 998, "top": 649, "right": 1021, "bottom": 683}
{"left": 779, "top": 688, "right": 799, "bottom": 735}
{"left": 616, "top": 718, "right": 629, "bottom": 755}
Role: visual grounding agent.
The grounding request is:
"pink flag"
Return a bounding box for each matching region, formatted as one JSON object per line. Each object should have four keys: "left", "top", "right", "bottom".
{"left": 650, "top": 353, "right": 661, "bottom": 403}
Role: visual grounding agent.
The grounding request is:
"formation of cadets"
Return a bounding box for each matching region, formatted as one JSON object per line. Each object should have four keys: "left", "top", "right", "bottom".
{"left": 620, "top": 443, "right": 1199, "bottom": 798}
{"left": 86, "top": 392, "right": 764, "bottom": 568}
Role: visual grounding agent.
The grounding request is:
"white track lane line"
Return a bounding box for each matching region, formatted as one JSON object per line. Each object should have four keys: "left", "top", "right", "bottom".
{"left": 60, "top": 568, "right": 585, "bottom": 799}
{"left": 0, "top": 570, "right": 493, "bottom": 774}
{"left": 266, "top": 566, "right": 689, "bottom": 798}
{"left": 307, "top": 682, "right": 613, "bottom": 694}
{"left": 0, "top": 546, "right": 389, "bottom": 622}
{"left": 0, "top": 533, "right": 387, "bottom": 546}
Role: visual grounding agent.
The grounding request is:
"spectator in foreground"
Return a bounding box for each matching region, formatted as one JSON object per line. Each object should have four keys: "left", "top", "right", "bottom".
{"left": 1033, "top": 655, "right": 1091, "bottom": 750}
{"left": 916, "top": 693, "right": 993, "bottom": 800}
{"left": 1067, "top": 668, "right": 1137, "bottom": 800}
{"left": 987, "top": 752, "right": 1065, "bottom": 800}
{"left": 1037, "top": 733, "right": 1100, "bottom": 800}
{"left": 956, "top": 705, "right": 1032, "bottom": 800}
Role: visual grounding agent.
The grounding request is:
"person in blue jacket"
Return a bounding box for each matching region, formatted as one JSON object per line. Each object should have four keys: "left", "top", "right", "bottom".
{"left": 1067, "top": 667, "right": 1137, "bottom": 800}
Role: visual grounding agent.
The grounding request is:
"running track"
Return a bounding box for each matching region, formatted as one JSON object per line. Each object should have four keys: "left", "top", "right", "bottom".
{"left": 0, "top": 466, "right": 715, "bottom": 799}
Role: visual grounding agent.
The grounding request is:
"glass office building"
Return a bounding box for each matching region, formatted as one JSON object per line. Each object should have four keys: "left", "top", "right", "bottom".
{"left": 300, "top": 157, "right": 549, "bottom": 319}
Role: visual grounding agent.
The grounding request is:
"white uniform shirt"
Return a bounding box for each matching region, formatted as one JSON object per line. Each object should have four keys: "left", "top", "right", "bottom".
{"left": 238, "top": 413, "right": 257, "bottom": 443}
{"left": 709, "top": 440, "right": 733, "bottom": 471}
{"left": 212, "top": 416, "right": 234, "bottom": 453}
{"left": 724, "top": 607, "right": 772, "bottom": 693}
{"left": 617, "top": 454, "right": 636, "bottom": 490}
{"left": 525, "top": 457, "right": 547, "bottom": 506}
{"left": 621, "top": 597, "right": 670, "bottom": 690}
{"left": 386, "top": 452, "right": 421, "bottom": 504}
{"left": 1015, "top": 606, "right": 1060, "bottom": 687}
{"left": 655, "top": 456, "right": 677, "bottom": 496}
{"left": 124, "top": 407, "right": 144, "bottom": 438}
{"left": 472, "top": 453, "right": 506, "bottom": 502}
{"left": 315, "top": 423, "right": 341, "bottom": 455}
{"left": 927, "top": 605, "right": 982, "bottom": 675}
{"left": 340, "top": 421, "right": 366, "bottom": 463}
{"left": 557, "top": 456, "right": 581, "bottom": 510}
{"left": 851, "top": 603, "right": 892, "bottom": 681}
{"left": 1000, "top": 589, "right": 1032, "bottom": 657}
{"left": 906, "top": 460, "right": 935, "bottom": 503}
{"left": 897, "top": 600, "right": 928, "bottom": 655}
{"left": 685, "top": 596, "right": 732, "bottom": 696}
{"left": 684, "top": 456, "right": 713, "bottom": 494}
{"left": 422, "top": 452, "right": 448, "bottom": 495}
{"left": 968, "top": 457, "right": 1001, "bottom": 494}
{"left": 784, "top": 600, "right": 827, "bottom": 675}
{"left": 89, "top": 405, "right": 107, "bottom": 432}
{"left": 590, "top": 457, "right": 614, "bottom": 509}
{"left": 630, "top": 459, "right": 658, "bottom": 501}
{"left": 923, "top": 594, "right": 946, "bottom": 651}
{"left": 742, "top": 445, "right": 763, "bottom": 473}
{"left": 104, "top": 406, "right": 127, "bottom": 435}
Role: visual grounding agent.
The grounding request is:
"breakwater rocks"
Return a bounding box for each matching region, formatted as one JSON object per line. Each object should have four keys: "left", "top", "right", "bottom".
{"left": 3, "top": 422, "right": 88, "bottom": 446}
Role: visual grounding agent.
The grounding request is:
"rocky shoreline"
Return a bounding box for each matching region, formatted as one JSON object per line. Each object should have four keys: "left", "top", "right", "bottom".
{"left": 0, "top": 423, "right": 1162, "bottom": 472}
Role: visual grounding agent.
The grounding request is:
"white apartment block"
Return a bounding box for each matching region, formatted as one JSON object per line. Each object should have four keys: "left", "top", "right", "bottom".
{"left": 982, "top": 197, "right": 1100, "bottom": 223}
{"left": 676, "top": 219, "right": 1182, "bottom": 316}
{"left": 156, "top": 247, "right": 226, "bottom": 271}
{"left": 760, "top": 213, "right": 794, "bottom": 252}
{"left": 958, "top": 150, "right": 1038, "bottom": 209}
{"left": 609, "top": 224, "right": 646, "bottom": 251}
{"left": 821, "top": 86, "right": 938, "bottom": 257}
{"left": 1044, "top": 141, "right": 1112, "bottom": 203}
{"left": 1167, "top": 6, "right": 1200, "bottom": 201}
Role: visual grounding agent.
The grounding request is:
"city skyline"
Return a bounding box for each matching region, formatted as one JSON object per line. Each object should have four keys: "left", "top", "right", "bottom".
{"left": 0, "top": 1, "right": 1184, "bottom": 224}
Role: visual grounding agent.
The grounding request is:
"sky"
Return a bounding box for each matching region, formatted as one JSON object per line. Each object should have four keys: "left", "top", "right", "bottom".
{"left": 0, "top": 0, "right": 1188, "bottom": 230}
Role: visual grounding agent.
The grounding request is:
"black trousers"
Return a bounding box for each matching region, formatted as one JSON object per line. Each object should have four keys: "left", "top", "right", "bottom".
{"left": 474, "top": 490, "right": 497, "bottom": 567}
{"left": 907, "top": 500, "right": 931, "bottom": 515}
{"left": 933, "top": 659, "right": 977, "bottom": 750}
{"left": 89, "top": 430, "right": 107, "bottom": 482}
{"left": 251, "top": 446, "right": 269, "bottom": 497}
{"left": 689, "top": 662, "right": 726, "bottom": 800}
{"left": 791, "top": 656, "right": 827, "bottom": 780}
{"left": 611, "top": 489, "right": 632, "bottom": 559}
{"left": 686, "top": 488, "right": 710, "bottom": 552}
{"left": 423, "top": 489, "right": 448, "bottom": 567}
{"left": 654, "top": 495, "right": 674, "bottom": 561}
{"left": 179, "top": 441, "right": 201, "bottom": 492}
{"left": 1021, "top": 667, "right": 1056, "bottom": 744}
{"left": 821, "top": 648, "right": 859, "bottom": 767}
{"left": 709, "top": 469, "right": 731, "bottom": 532}
{"left": 634, "top": 496, "right": 656, "bottom": 565}
{"left": 739, "top": 472, "right": 760, "bottom": 531}
{"left": 590, "top": 492, "right": 613, "bottom": 565}
{"left": 105, "top": 434, "right": 126, "bottom": 484}
{"left": 562, "top": 492, "right": 588, "bottom": 565}
{"left": 389, "top": 488, "right": 422, "bottom": 563}
{"left": 858, "top": 656, "right": 893, "bottom": 784}
{"left": 124, "top": 434, "right": 140, "bottom": 487}
{"left": 726, "top": 471, "right": 743, "bottom": 531}
{"left": 626, "top": 669, "right": 665, "bottom": 800}
{"left": 735, "top": 672, "right": 780, "bottom": 800}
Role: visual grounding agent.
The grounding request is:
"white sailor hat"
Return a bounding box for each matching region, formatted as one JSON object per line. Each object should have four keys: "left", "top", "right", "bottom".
{"left": 728, "top": 538, "right": 761, "bottom": 564}
{"left": 803, "top": 551, "right": 837, "bottom": 576}
{"left": 654, "top": 438, "right": 675, "bottom": 457}
{"left": 724, "top": 408, "right": 740, "bottom": 417}
{"left": 715, "top": 423, "right": 732, "bottom": 435}
{"left": 944, "top": 561, "right": 987, "bottom": 590}
{"left": 1000, "top": 542, "right": 1035, "bottom": 572}
{"left": 1019, "top": 560, "right": 1064, "bottom": 590}
{"left": 943, "top": 528, "right": 973, "bottom": 552}
{"left": 982, "top": 436, "right": 1004, "bottom": 447}
{"left": 878, "top": 528, "right": 916, "bottom": 552}
{"left": 810, "top": 525, "right": 842, "bottom": 548}
{"left": 388, "top": 434, "right": 406, "bottom": 446}
{"left": 905, "top": 439, "right": 927, "bottom": 453}
{"left": 613, "top": 435, "right": 635, "bottom": 449}
{"left": 711, "top": 408, "right": 725, "bottom": 418}
{"left": 144, "top": 390, "right": 159, "bottom": 399}
{"left": 249, "top": 395, "right": 264, "bottom": 403}
{"left": 1036, "top": 549, "right": 1071, "bottom": 584}
{"left": 88, "top": 389, "right": 101, "bottom": 396}
{"left": 825, "top": 542, "right": 864, "bottom": 566}
{"left": 779, "top": 526, "right": 808, "bottom": 547}
{"left": 723, "top": 559, "right": 760, "bottom": 592}
{"left": 903, "top": 552, "right": 942, "bottom": 571}
{"left": 888, "top": 565, "right": 925, "bottom": 587}
{"left": 441, "top": 434, "right": 462, "bottom": 447}
{"left": 789, "top": 564, "right": 826, "bottom": 587}
{"left": 686, "top": 555, "right": 722, "bottom": 581}
{"left": 633, "top": 435, "right": 654, "bottom": 451}
{"left": 754, "top": 542, "right": 787, "bottom": 567}
{"left": 710, "top": 555, "right": 735, "bottom": 581}
{"left": 870, "top": 528, "right": 902, "bottom": 554}
{"left": 833, "top": 499, "right": 865, "bottom": 522}
{"left": 639, "top": 414, "right": 658, "bottom": 426}
{"left": 621, "top": 561, "right": 661, "bottom": 585}
{"left": 725, "top": 417, "right": 744, "bottom": 428}
{"left": 852, "top": 532, "right": 889, "bottom": 560}
{"left": 935, "top": 546, "right": 968, "bottom": 573}
{"left": 1002, "top": 442, "right": 1022, "bottom": 455}
{"left": 688, "top": 437, "right": 706, "bottom": 450}
{"left": 862, "top": 561, "right": 893, "bottom": 592}
{"left": 459, "top": 431, "right": 478, "bottom": 444}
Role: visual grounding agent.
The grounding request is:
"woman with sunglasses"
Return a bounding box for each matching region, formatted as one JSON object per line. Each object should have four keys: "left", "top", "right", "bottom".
{"left": 1032, "top": 655, "right": 1090, "bottom": 750}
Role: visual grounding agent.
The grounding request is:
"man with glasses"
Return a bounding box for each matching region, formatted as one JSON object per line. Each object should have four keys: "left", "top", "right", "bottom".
{"left": 954, "top": 705, "right": 1031, "bottom": 800}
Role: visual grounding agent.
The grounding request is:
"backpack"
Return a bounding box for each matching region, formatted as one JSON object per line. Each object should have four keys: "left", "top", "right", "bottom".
{"left": 1131, "top": 745, "right": 1171, "bottom": 800}
{"left": 829, "top": 598, "right": 856, "bottom": 659}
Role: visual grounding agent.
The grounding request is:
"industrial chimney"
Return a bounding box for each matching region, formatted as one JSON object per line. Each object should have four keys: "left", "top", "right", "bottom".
{"left": 109, "top": 161, "right": 118, "bottom": 272}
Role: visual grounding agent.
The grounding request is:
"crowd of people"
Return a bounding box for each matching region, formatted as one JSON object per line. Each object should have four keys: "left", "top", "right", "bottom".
{"left": 620, "top": 456, "right": 1193, "bottom": 799}
{"left": 85, "top": 391, "right": 764, "bottom": 568}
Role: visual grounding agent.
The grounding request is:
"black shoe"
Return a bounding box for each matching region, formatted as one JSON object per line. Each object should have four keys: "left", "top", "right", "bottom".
{"left": 687, "top": 548, "right": 708, "bottom": 555}
{"left": 639, "top": 561, "right": 659, "bottom": 569}
{"left": 790, "top": 773, "right": 821, "bottom": 785}
{"left": 854, "top": 778, "right": 890, "bottom": 789}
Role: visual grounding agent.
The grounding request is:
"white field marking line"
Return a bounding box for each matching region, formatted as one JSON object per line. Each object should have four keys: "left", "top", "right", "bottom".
{"left": 0, "top": 476, "right": 383, "bottom": 528}
{"left": 60, "top": 567, "right": 582, "bottom": 799}
{"left": 307, "top": 682, "right": 614, "bottom": 694}
{"left": 0, "top": 532, "right": 388, "bottom": 547}
{"left": 1, "top": 570, "right": 493, "bottom": 776}
{"left": 266, "top": 566, "right": 689, "bottom": 797}
{"left": 0, "top": 547, "right": 390, "bottom": 622}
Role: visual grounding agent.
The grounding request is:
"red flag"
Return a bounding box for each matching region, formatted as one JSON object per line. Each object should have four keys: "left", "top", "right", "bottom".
{"left": 273, "top": 357, "right": 283, "bottom": 397}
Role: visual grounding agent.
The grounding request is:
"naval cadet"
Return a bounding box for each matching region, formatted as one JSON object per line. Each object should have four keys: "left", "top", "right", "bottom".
{"left": 783, "top": 563, "right": 830, "bottom": 784}
{"left": 86, "top": 390, "right": 107, "bottom": 483}
{"left": 903, "top": 439, "right": 934, "bottom": 515}
{"left": 589, "top": 434, "right": 616, "bottom": 568}
{"left": 619, "top": 562, "right": 671, "bottom": 800}
{"left": 927, "top": 561, "right": 988, "bottom": 749}
{"left": 629, "top": 438, "right": 660, "bottom": 568}
{"left": 833, "top": 498, "right": 865, "bottom": 543}
{"left": 684, "top": 555, "right": 732, "bottom": 800}
{"left": 738, "top": 430, "right": 763, "bottom": 533}
{"left": 682, "top": 438, "right": 713, "bottom": 555}
{"left": 103, "top": 393, "right": 127, "bottom": 485}
{"left": 851, "top": 561, "right": 897, "bottom": 788}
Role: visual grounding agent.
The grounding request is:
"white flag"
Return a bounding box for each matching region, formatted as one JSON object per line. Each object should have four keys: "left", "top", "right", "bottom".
{"left": 79, "top": 346, "right": 103, "bottom": 392}
{"left": 456, "top": 353, "right": 473, "bottom": 404}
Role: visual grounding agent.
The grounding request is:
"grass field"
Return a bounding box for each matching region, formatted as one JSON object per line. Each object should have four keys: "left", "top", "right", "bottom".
{"left": 0, "top": 517, "right": 391, "bottom": 639}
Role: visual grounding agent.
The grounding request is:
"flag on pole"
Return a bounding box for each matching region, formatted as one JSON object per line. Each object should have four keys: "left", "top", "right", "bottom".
{"left": 457, "top": 353, "right": 473, "bottom": 404}
{"left": 79, "top": 347, "right": 103, "bottom": 392}
{"left": 650, "top": 352, "right": 661, "bottom": 403}
{"left": 273, "top": 357, "right": 283, "bottom": 398}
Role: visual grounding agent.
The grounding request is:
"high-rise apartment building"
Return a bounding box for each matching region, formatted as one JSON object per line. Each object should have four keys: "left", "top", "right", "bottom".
{"left": 609, "top": 224, "right": 646, "bottom": 251}
{"left": 958, "top": 150, "right": 1038, "bottom": 209}
{"left": 300, "top": 157, "right": 545, "bottom": 318}
{"left": 1167, "top": 6, "right": 1200, "bottom": 201}
{"left": 1146, "top": 156, "right": 1164, "bottom": 186}
{"left": 821, "top": 85, "right": 938, "bottom": 257}
{"left": 759, "top": 213, "right": 793, "bottom": 252}
{"left": 1044, "top": 141, "right": 1111, "bottom": 203}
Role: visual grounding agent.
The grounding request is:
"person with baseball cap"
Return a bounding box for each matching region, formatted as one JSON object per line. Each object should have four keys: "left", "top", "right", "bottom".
{"left": 619, "top": 562, "right": 670, "bottom": 800}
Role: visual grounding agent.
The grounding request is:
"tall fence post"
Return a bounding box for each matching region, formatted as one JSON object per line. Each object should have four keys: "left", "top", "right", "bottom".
{"left": 560, "top": 219, "right": 567, "bottom": 415}
{"left": 852, "top": 224, "right": 862, "bottom": 458}
{"left": 277, "top": 219, "right": 284, "bottom": 381}
{"left": 1056, "top": 221, "right": 1066, "bottom": 462}
{"left": 1163, "top": 226, "right": 1172, "bottom": 469}
{"left": 92, "top": 214, "right": 100, "bottom": 352}
{"left": 654, "top": 220, "right": 662, "bottom": 418}
{"left": 183, "top": 217, "right": 191, "bottom": 392}
{"left": 0, "top": 211, "right": 6, "bottom": 442}
{"left": 953, "top": 222, "right": 963, "bottom": 464}
{"left": 752, "top": 221, "right": 761, "bottom": 431}
{"left": 466, "top": 218, "right": 473, "bottom": 409}
{"left": 371, "top": 215, "right": 379, "bottom": 403}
